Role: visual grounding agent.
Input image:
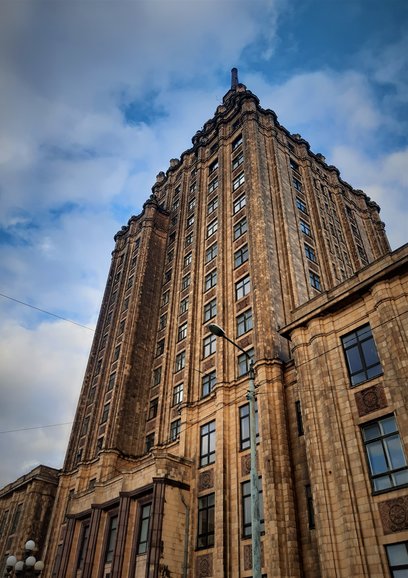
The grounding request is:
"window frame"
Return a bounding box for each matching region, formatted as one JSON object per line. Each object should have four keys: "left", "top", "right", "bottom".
{"left": 206, "top": 243, "right": 218, "bottom": 263}
{"left": 241, "top": 478, "right": 264, "bottom": 538}
{"left": 235, "top": 275, "right": 250, "bottom": 300}
{"left": 361, "top": 414, "right": 408, "bottom": 492}
{"left": 137, "top": 503, "right": 151, "bottom": 555}
{"left": 233, "top": 194, "right": 246, "bottom": 214}
{"left": 207, "top": 219, "right": 218, "bottom": 238}
{"left": 200, "top": 420, "right": 216, "bottom": 467}
{"left": 204, "top": 269, "right": 217, "bottom": 291}
{"left": 175, "top": 351, "right": 186, "bottom": 372}
{"left": 236, "top": 309, "right": 253, "bottom": 337}
{"left": 170, "top": 418, "right": 181, "bottom": 441}
{"left": 202, "top": 371, "right": 216, "bottom": 398}
{"left": 385, "top": 542, "right": 408, "bottom": 577}
{"left": 172, "top": 383, "right": 183, "bottom": 406}
{"left": 197, "top": 493, "right": 215, "bottom": 549}
{"left": 234, "top": 244, "right": 249, "bottom": 268}
{"left": 234, "top": 217, "right": 247, "bottom": 240}
{"left": 203, "top": 334, "right": 216, "bottom": 358}
{"left": 204, "top": 299, "right": 217, "bottom": 322}
{"left": 341, "top": 323, "right": 383, "bottom": 386}
{"left": 239, "top": 401, "right": 259, "bottom": 450}
{"left": 233, "top": 172, "right": 245, "bottom": 191}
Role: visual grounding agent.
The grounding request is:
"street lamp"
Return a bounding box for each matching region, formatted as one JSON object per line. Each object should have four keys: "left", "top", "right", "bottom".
{"left": 208, "top": 323, "right": 262, "bottom": 578}
{"left": 5, "top": 540, "right": 44, "bottom": 577}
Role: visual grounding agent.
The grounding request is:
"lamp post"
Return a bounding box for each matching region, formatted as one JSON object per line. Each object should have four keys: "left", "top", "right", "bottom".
{"left": 5, "top": 540, "right": 44, "bottom": 577}
{"left": 208, "top": 323, "right": 261, "bottom": 578}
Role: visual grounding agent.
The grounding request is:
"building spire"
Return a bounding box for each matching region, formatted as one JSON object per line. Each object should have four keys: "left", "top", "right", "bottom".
{"left": 231, "top": 67, "right": 239, "bottom": 89}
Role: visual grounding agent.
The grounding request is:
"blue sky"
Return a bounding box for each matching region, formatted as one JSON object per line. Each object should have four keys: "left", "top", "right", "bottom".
{"left": 0, "top": 0, "right": 406, "bottom": 487}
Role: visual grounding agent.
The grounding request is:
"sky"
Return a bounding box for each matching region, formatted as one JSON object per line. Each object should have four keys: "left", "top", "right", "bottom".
{"left": 0, "top": 0, "right": 407, "bottom": 488}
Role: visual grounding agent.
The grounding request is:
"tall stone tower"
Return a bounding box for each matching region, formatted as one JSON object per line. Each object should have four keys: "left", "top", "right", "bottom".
{"left": 43, "top": 70, "right": 396, "bottom": 578}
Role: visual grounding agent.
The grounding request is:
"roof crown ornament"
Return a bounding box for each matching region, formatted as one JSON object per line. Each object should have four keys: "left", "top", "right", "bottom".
{"left": 231, "top": 67, "right": 239, "bottom": 89}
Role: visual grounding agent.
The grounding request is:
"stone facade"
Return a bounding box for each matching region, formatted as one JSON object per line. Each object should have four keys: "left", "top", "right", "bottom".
{"left": 2, "top": 71, "right": 406, "bottom": 578}
{"left": 0, "top": 465, "right": 59, "bottom": 574}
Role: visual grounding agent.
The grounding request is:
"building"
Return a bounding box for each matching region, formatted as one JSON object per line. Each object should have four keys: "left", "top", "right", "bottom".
{"left": 0, "top": 465, "right": 59, "bottom": 574}
{"left": 3, "top": 69, "right": 406, "bottom": 577}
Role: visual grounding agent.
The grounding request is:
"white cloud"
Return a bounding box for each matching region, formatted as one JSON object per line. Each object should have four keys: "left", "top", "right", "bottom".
{"left": 0, "top": 319, "right": 93, "bottom": 486}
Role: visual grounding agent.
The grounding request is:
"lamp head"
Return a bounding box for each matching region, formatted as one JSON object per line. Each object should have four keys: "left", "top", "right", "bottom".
{"left": 208, "top": 323, "right": 225, "bottom": 338}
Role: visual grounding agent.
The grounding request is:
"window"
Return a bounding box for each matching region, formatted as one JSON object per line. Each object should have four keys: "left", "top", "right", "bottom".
{"left": 232, "top": 134, "right": 243, "bottom": 150}
{"left": 104, "top": 514, "right": 118, "bottom": 563}
{"left": 186, "top": 214, "right": 195, "bottom": 228}
{"left": 208, "top": 178, "right": 218, "bottom": 193}
{"left": 76, "top": 522, "right": 90, "bottom": 570}
{"left": 148, "top": 398, "right": 158, "bottom": 420}
{"left": 172, "top": 383, "right": 183, "bottom": 406}
{"left": 239, "top": 402, "right": 259, "bottom": 450}
{"left": 203, "top": 334, "right": 216, "bottom": 357}
{"left": 207, "top": 197, "right": 218, "bottom": 214}
{"left": 309, "top": 271, "right": 321, "bottom": 291}
{"left": 159, "top": 313, "right": 167, "bottom": 330}
{"left": 127, "top": 275, "right": 134, "bottom": 289}
{"left": 81, "top": 416, "right": 90, "bottom": 435}
{"left": 238, "top": 348, "right": 254, "bottom": 376}
{"left": 204, "top": 299, "right": 217, "bottom": 322}
{"left": 202, "top": 371, "right": 216, "bottom": 397}
{"left": 295, "top": 400, "right": 304, "bottom": 436}
{"left": 235, "top": 275, "right": 250, "bottom": 300}
{"left": 205, "top": 270, "right": 217, "bottom": 291}
{"left": 304, "top": 244, "right": 317, "bottom": 262}
{"left": 178, "top": 322, "right": 188, "bottom": 341}
{"left": 156, "top": 339, "right": 165, "bottom": 356}
{"left": 207, "top": 219, "right": 218, "bottom": 237}
{"left": 209, "top": 159, "right": 218, "bottom": 174}
{"left": 170, "top": 418, "right": 181, "bottom": 441}
{"left": 242, "top": 478, "right": 264, "bottom": 537}
{"left": 233, "top": 172, "right": 245, "bottom": 191}
{"left": 197, "top": 494, "right": 215, "bottom": 549}
{"left": 200, "top": 421, "right": 216, "bottom": 466}
{"left": 234, "top": 217, "right": 247, "bottom": 240}
{"left": 169, "top": 232, "right": 176, "bottom": 244}
{"left": 118, "top": 320, "right": 125, "bottom": 335}
{"left": 171, "top": 215, "right": 178, "bottom": 226}
{"left": 290, "top": 158, "right": 300, "bottom": 172}
{"left": 300, "top": 220, "right": 312, "bottom": 236}
{"left": 234, "top": 244, "right": 249, "bottom": 268}
{"left": 362, "top": 415, "right": 408, "bottom": 492}
{"left": 293, "top": 176, "right": 302, "bottom": 191}
{"left": 206, "top": 243, "right": 218, "bottom": 263}
{"left": 385, "top": 542, "right": 408, "bottom": 577}
{"left": 162, "top": 290, "right": 169, "bottom": 306}
{"left": 341, "top": 324, "right": 382, "bottom": 386}
{"left": 188, "top": 197, "right": 196, "bottom": 210}
{"left": 190, "top": 182, "right": 197, "bottom": 193}
{"left": 153, "top": 367, "right": 161, "bottom": 386}
{"left": 10, "top": 504, "right": 22, "bottom": 534}
{"left": 296, "top": 197, "right": 307, "bottom": 213}
{"left": 96, "top": 437, "right": 104, "bottom": 452}
{"left": 185, "top": 232, "right": 193, "bottom": 246}
{"left": 172, "top": 198, "right": 180, "bottom": 211}
{"left": 122, "top": 297, "right": 129, "bottom": 311}
{"left": 233, "top": 194, "right": 246, "bottom": 214}
{"left": 175, "top": 351, "right": 186, "bottom": 372}
{"left": 181, "top": 274, "right": 190, "bottom": 290}
{"left": 232, "top": 152, "right": 244, "bottom": 171}
{"left": 108, "top": 372, "right": 116, "bottom": 391}
{"left": 237, "top": 309, "right": 253, "bottom": 336}
{"left": 101, "top": 403, "right": 110, "bottom": 424}
{"left": 137, "top": 504, "right": 151, "bottom": 554}
{"left": 145, "top": 433, "right": 155, "bottom": 452}
{"left": 210, "top": 142, "right": 218, "bottom": 154}
{"left": 305, "top": 485, "right": 315, "bottom": 529}
{"left": 180, "top": 297, "right": 189, "bottom": 314}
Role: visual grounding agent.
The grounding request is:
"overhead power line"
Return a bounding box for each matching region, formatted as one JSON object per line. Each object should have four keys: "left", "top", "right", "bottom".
{"left": 0, "top": 422, "right": 73, "bottom": 434}
{"left": 0, "top": 292, "right": 95, "bottom": 332}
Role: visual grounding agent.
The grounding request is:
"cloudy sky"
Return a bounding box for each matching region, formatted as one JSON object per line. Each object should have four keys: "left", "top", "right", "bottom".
{"left": 0, "top": 0, "right": 407, "bottom": 487}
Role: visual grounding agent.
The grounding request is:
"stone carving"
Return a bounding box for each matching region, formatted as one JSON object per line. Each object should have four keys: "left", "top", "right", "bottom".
{"left": 243, "top": 543, "right": 264, "bottom": 570}
{"left": 241, "top": 454, "right": 251, "bottom": 476}
{"left": 196, "top": 553, "right": 213, "bottom": 577}
{"left": 379, "top": 496, "right": 408, "bottom": 534}
{"left": 355, "top": 385, "right": 387, "bottom": 417}
{"left": 198, "top": 469, "right": 214, "bottom": 491}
